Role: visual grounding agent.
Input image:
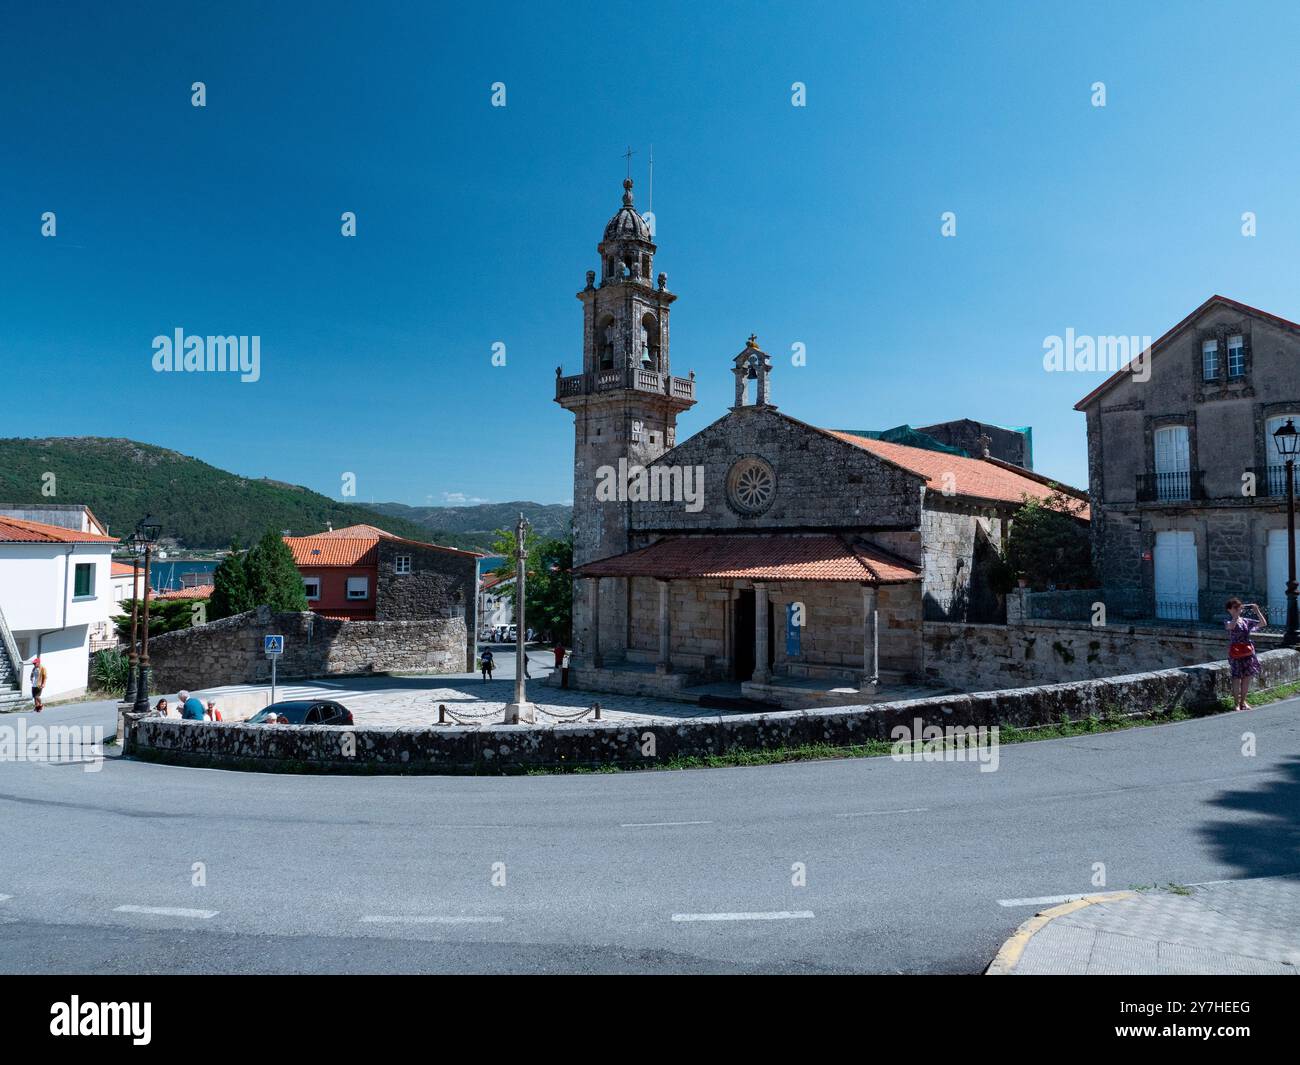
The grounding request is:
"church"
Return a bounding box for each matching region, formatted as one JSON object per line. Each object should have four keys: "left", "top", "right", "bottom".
{"left": 554, "top": 178, "right": 1086, "bottom": 707}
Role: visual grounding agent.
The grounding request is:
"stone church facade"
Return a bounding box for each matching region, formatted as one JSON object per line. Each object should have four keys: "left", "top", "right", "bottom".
{"left": 554, "top": 180, "right": 1084, "bottom": 704}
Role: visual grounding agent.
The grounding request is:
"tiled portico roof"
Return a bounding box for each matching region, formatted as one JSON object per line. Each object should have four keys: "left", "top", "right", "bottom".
{"left": 573, "top": 535, "right": 920, "bottom": 585}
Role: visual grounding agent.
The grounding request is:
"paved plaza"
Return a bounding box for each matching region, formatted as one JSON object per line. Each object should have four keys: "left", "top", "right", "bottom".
{"left": 192, "top": 651, "right": 723, "bottom": 727}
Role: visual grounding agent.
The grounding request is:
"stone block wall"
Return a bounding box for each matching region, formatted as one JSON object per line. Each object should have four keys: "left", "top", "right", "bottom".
{"left": 921, "top": 503, "right": 1007, "bottom": 623}
{"left": 144, "top": 605, "right": 467, "bottom": 691}
{"left": 922, "top": 617, "right": 1263, "bottom": 690}
{"left": 125, "top": 649, "right": 1300, "bottom": 774}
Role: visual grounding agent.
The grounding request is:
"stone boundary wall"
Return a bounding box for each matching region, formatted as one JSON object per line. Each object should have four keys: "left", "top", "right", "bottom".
{"left": 144, "top": 605, "right": 466, "bottom": 691}
{"left": 124, "top": 649, "right": 1300, "bottom": 775}
{"left": 921, "top": 618, "right": 1272, "bottom": 690}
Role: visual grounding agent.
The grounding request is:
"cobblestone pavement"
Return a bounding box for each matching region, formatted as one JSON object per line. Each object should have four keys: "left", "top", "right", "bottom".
{"left": 1003, "top": 876, "right": 1300, "bottom": 975}
{"left": 198, "top": 654, "right": 721, "bottom": 726}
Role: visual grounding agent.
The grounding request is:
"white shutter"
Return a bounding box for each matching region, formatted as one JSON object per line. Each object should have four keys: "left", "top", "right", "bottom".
{"left": 1154, "top": 426, "right": 1189, "bottom": 473}
{"left": 1266, "top": 529, "right": 1300, "bottom": 625}
{"left": 1154, "top": 530, "right": 1198, "bottom": 619}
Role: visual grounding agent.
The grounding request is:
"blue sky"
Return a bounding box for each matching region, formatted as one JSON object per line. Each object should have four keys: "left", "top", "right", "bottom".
{"left": 3, "top": 0, "right": 1298, "bottom": 506}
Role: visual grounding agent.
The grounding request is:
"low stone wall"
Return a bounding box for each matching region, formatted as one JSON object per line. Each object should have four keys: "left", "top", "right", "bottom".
{"left": 145, "top": 605, "right": 466, "bottom": 691}
{"left": 124, "top": 649, "right": 1300, "bottom": 774}
{"left": 922, "top": 618, "right": 1270, "bottom": 690}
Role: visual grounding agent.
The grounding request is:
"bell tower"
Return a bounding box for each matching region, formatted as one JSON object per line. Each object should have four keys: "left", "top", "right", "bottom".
{"left": 555, "top": 177, "right": 697, "bottom": 664}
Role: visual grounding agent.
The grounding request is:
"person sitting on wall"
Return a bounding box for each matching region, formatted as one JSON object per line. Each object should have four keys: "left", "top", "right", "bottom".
{"left": 205, "top": 700, "right": 223, "bottom": 722}
{"left": 177, "top": 690, "right": 206, "bottom": 721}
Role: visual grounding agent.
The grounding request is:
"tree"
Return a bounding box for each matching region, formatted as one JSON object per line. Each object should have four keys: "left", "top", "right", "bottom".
{"left": 245, "top": 528, "right": 308, "bottom": 611}
{"left": 1006, "top": 492, "right": 1094, "bottom": 590}
{"left": 113, "top": 599, "right": 206, "bottom": 640}
{"left": 487, "top": 527, "right": 572, "bottom": 641}
{"left": 208, "top": 542, "right": 255, "bottom": 620}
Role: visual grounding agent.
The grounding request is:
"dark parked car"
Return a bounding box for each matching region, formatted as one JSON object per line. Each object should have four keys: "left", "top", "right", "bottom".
{"left": 248, "top": 700, "right": 354, "bottom": 726}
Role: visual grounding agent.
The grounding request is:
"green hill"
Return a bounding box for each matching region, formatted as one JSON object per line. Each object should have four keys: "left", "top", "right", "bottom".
{"left": 0, "top": 437, "right": 485, "bottom": 551}
{"left": 369, "top": 500, "right": 572, "bottom": 544}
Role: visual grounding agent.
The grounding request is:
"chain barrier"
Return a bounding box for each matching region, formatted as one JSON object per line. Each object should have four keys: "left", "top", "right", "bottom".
{"left": 536, "top": 706, "right": 595, "bottom": 722}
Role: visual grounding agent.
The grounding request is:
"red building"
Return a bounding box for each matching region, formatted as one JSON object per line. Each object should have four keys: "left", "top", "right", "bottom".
{"left": 284, "top": 525, "right": 482, "bottom": 632}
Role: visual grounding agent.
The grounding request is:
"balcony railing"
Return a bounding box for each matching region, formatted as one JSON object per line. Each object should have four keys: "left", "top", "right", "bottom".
{"left": 1245, "top": 463, "right": 1295, "bottom": 499}
{"left": 1154, "top": 595, "right": 1199, "bottom": 621}
{"left": 555, "top": 367, "right": 695, "bottom": 403}
{"left": 1136, "top": 470, "right": 1203, "bottom": 503}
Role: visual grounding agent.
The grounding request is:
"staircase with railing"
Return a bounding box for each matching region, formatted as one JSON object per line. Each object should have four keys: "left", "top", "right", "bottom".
{"left": 0, "top": 602, "right": 26, "bottom": 710}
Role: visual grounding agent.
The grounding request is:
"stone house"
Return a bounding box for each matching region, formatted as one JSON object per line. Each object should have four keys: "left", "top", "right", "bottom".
{"left": 554, "top": 180, "right": 1084, "bottom": 704}
{"left": 1076, "top": 295, "right": 1300, "bottom": 623}
{"left": 285, "top": 524, "right": 482, "bottom": 669}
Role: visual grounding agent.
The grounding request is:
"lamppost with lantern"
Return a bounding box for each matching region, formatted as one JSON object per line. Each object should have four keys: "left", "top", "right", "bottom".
{"left": 130, "top": 517, "right": 162, "bottom": 714}
{"left": 121, "top": 546, "right": 143, "bottom": 705}
{"left": 1272, "top": 418, "right": 1299, "bottom": 648}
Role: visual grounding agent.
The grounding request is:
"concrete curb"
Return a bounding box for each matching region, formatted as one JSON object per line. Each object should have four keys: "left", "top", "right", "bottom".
{"left": 985, "top": 891, "right": 1137, "bottom": 975}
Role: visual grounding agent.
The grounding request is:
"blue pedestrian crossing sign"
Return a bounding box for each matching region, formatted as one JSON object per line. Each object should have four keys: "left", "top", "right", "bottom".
{"left": 264, "top": 635, "right": 285, "bottom": 656}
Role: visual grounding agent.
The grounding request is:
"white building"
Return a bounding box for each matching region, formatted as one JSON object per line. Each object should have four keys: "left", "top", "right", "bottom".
{"left": 479, "top": 570, "right": 515, "bottom": 637}
{"left": 0, "top": 514, "right": 119, "bottom": 702}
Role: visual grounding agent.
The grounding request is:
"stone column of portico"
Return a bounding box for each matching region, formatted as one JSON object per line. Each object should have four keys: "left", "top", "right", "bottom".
{"left": 587, "top": 577, "right": 603, "bottom": 668}
{"left": 861, "top": 584, "right": 879, "bottom": 689}
{"left": 753, "top": 583, "right": 771, "bottom": 684}
{"left": 656, "top": 579, "right": 673, "bottom": 673}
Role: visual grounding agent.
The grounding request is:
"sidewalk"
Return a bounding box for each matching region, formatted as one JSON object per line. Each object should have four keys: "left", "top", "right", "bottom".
{"left": 988, "top": 876, "right": 1300, "bottom": 975}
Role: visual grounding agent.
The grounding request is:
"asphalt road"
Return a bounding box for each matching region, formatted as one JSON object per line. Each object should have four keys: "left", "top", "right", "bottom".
{"left": 0, "top": 692, "right": 1297, "bottom": 974}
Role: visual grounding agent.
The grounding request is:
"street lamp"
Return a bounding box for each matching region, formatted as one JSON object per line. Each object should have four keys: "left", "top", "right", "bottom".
{"left": 1272, "top": 418, "right": 1299, "bottom": 647}
{"left": 131, "top": 517, "right": 162, "bottom": 714}
{"left": 502, "top": 513, "right": 535, "bottom": 724}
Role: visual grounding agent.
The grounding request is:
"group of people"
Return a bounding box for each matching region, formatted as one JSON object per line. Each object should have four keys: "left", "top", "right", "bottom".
{"left": 477, "top": 640, "right": 566, "bottom": 682}
{"left": 152, "top": 690, "right": 222, "bottom": 721}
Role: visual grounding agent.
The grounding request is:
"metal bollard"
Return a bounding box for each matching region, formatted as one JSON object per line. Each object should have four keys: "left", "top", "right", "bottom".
{"left": 593, "top": 702, "right": 601, "bottom": 721}
{"left": 438, "top": 703, "right": 446, "bottom": 724}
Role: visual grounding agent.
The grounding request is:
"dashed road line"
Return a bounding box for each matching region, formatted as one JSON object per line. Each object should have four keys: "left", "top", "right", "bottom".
{"left": 671, "top": 910, "right": 814, "bottom": 922}
{"left": 621, "top": 820, "right": 714, "bottom": 828}
{"left": 114, "top": 905, "right": 219, "bottom": 918}
{"left": 838, "top": 808, "right": 929, "bottom": 817}
{"left": 0, "top": 894, "right": 12, "bottom": 902}
{"left": 360, "top": 915, "right": 504, "bottom": 925}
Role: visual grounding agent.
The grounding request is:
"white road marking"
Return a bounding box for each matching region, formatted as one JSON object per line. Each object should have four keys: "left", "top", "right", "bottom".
{"left": 838, "top": 808, "right": 929, "bottom": 817}
{"left": 0, "top": 894, "right": 12, "bottom": 902}
{"left": 360, "top": 915, "right": 504, "bottom": 924}
{"left": 671, "top": 910, "right": 814, "bottom": 922}
{"left": 997, "top": 893, "right": 1094, "bottom": 908}
{"left": 114, "top": 905, "right": 218, "bottom": 918}
{"left": 621, "top": 820, "right": 714, "bottom": 828}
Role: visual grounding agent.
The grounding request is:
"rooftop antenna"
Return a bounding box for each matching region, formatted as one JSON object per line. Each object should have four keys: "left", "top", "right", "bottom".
{"left": 648, "top": 144, "right": 654, "bottom": 214}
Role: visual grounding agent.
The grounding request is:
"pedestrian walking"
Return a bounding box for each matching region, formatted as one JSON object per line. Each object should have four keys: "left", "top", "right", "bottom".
{"left": 29, "top": 657, "right": 47, "bottom": 712}
{"left": 177, "top": 689, "right": 206, "bottom": 720}
{"left": 1225, "top": 597, "right": 1266, "bottom": 711}
{"left": 480, "top": 647, "right": 495, "bottom": 682}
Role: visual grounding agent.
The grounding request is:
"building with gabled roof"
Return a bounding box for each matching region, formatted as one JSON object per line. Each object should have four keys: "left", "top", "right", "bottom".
{"left": 1075, "top": 294, "right": 1300, "bottom": 622}
{"left": 0, "top": 513, "right": 120, "bottom": 702}
{"left": 554, "top": 180, "right": 1084, "bottom": 706}
{"left": 284, "top": 524, "right": 483, "bottom": 669}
